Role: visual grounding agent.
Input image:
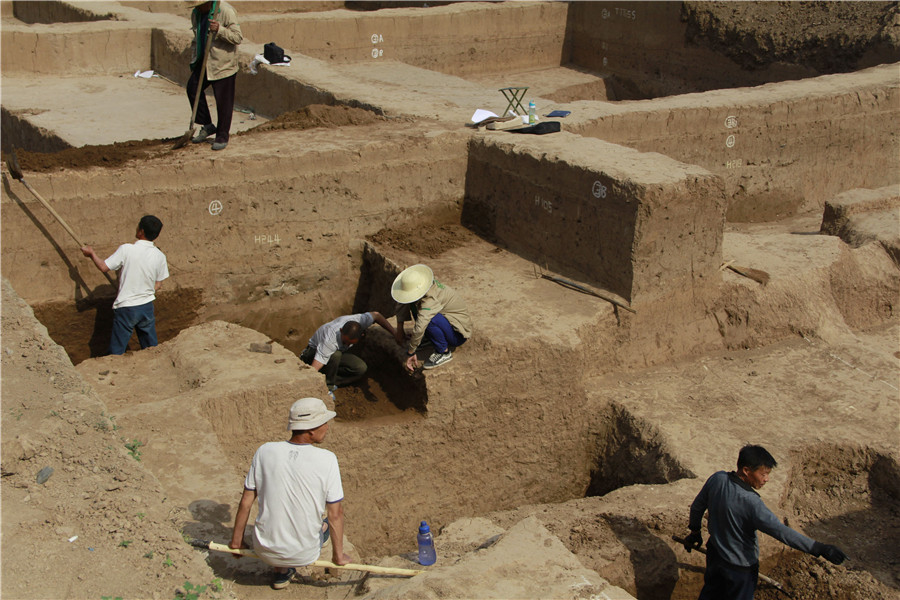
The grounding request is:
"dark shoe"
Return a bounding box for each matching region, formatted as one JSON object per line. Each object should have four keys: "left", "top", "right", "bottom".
{"left": 423, "top": 351, "right": 452, "bottom": 369}
{"left": 211, "top": 141, "right": 228, "bottom": 151}
{"left": 192, "top": 123, "right": 216, "bottom": 143}
{"left": 272, "top": 567, "right": 296, "bottom": 590}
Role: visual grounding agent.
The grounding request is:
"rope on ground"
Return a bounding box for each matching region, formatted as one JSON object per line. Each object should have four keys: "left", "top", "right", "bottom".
{"left": 800, "top": 333, "right": 898, "bottom": 392}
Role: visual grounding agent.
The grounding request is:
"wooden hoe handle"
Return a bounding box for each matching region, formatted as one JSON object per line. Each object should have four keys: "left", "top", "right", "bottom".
{"left": 193, "top": 540, "right": 423, "bottom": 576}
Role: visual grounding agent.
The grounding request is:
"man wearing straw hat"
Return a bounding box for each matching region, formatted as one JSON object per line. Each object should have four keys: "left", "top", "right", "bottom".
{"left": 186, "top": 1, "right": 242, "bottom": 151}
{"left": 392, "top": 264, "right": 472, "bottom": 371}
{"left": 230, "top": 397, "right": 351, "bottom": 590}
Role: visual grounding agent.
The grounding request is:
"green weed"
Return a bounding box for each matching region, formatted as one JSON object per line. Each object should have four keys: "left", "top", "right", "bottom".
{"left": 124, "top": 439, "right": 143, "bottom": 461}
{"left": 174, "top": 579, "right": 223, "bottom": 600}
{"left": 178, "top": 581, "right": 207, "bottom": 600}
{"left": 118, "top": 540, "right": 132, "bottom": 548}
{"left": 143, "top": 551, "right": 155, "bottom": 559}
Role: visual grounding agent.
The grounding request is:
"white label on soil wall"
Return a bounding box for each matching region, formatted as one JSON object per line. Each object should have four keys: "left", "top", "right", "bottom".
{"left": 371, "top": 33, "right": 384, "bottom": 58}
{"left": 592, "top": 181, "right": 607, "bottom": 199}
{"left": 535, "top": 195, "right": 553, "bottom": 214}
{"left": 725, "top": 115, "right": 738, "bottom": 128}
{"left": 725, "top": 134, "right": 736, "bottom": 148}
{"left": 255, "top": 234, "right": 281, "bottom": 245}
{"left": 208, "top": 200, "right": 223, "bottom": 216}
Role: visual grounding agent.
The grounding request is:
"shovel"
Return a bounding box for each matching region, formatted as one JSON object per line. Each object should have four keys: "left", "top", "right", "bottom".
{"left": 5, "top": 149, "right": 117, "bottom": 290}
{"left": 189, "top": 539, "right": 423, "bottom": 576}
{"left": 172, "top": 1, "right": 219, "bottom": 150}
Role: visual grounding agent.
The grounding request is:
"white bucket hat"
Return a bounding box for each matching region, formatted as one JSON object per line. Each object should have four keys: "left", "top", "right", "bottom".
{"left": 391, "top": 264, "right": 434, "bottom": 304}
{"left": 287, "top": 397, "right": 336, "bottom": 431}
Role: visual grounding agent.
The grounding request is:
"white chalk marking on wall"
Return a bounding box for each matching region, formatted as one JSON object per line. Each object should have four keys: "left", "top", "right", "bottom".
{"left": 255, "top": 234, "right": 281, "bottom": 245}
{"left": 614, "top": 7, "right": 637, "bottom": 19}
{"left": 208, "top": 200, "right": 223, "bottom": 216}
{"left": 371, "top": 33, "right": 384, "bottom": 58}
{"left": 726, "top": 159, "right": 743, "bottom": 169}
{"left": 601, "top": 8, "right": 610, "bottom": 18}
{"left": 592, "top": 181, "right": 607, "bottom": 199}
{"left": 725, "top": 115, "right": 738, "bottom": 129}
{"left": 725, "top": 134, "right": 736, "bottom": 148}
{"left": 603, "top": 57, "right": 608, "bottom": 67}
{"left": 535, "top": 195, "right": 553, "bottom": 214}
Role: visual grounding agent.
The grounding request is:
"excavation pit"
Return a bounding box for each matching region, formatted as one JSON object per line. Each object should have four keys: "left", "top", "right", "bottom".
{"left": 2, "top": 2, "right": 899, "bottom": 599}
{"left": 586, "top": 403, "right": 694, "bottom": 498}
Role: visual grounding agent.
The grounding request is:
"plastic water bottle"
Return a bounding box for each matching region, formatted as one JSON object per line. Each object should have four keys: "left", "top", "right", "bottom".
{"left": 417, "top": 520, "right": 436, "bottom": 565}
{"left": 528, "top": 101, "right": 537, "bottom": 124}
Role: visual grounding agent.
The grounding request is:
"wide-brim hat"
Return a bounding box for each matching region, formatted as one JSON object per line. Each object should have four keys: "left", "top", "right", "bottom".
{"left": 391, "top": 264, "right": 434, "bottom": 304}
{"left": 287, "top": 397, "right": 336, "bottom": 431}
{"left": 186, "top": 1, "right": 211, "bottom": 8}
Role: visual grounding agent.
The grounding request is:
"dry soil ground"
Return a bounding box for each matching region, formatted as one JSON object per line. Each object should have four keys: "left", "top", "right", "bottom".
{"left": 2, "top": 2, "right": 899, "bottom": 600}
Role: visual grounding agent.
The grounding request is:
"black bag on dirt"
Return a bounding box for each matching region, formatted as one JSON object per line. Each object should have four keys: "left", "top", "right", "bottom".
{"left": 507, "top": 121, "right": 561, "bottom": 135}
{"left": 264, "top": 42, "right": 290, "bottom": 64}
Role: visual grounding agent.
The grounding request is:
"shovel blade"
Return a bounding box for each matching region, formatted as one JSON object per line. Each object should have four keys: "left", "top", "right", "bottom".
{"left": 171, "top": 130, "right": 193, "bottom": 151}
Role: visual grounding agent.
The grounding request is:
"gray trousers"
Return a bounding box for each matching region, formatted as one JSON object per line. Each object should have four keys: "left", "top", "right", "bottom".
{"left": 300, "top": 346, "right": 367, "bottom": 388}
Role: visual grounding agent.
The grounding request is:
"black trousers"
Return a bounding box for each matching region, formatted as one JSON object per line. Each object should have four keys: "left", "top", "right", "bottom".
{"left": 186, "top": 69, "right": 236, "bottom": 143}
{"left": 698, "top": 543, "right": 758, "bottom": 600}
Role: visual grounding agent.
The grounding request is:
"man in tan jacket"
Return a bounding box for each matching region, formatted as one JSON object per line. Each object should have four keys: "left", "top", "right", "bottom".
{"left": 392, "top": 264, "right": 473, "bottom": 371}
{"left": 187, "top": 1, "right": 242, "bottom": 151}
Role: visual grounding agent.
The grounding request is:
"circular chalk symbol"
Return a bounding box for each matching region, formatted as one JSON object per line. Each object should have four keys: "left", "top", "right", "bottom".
{"left": 725, "top": 115, "right": 738, "bottom": 129}
{"left": 592, "top": 181, "right": 607, "bottom": 199}
{"left": 725, "top": 135, "right": 736, "bottom": 148}
{"left": 209, "top": 200, "right": 223, "bottom": 216}
{"left": 601, "top": 8, "right": 610, "bottom": 18}
{"left": 371, "top": 33, "right": 379, "bottom": 44}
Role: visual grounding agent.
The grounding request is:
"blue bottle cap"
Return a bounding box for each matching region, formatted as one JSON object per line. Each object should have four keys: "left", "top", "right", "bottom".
{"left": 419, "top": 521, "right": 430, "bottom": 533}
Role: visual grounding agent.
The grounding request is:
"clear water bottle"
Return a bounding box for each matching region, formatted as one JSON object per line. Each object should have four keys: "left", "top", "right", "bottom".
{"left": 417, "top": 520, "right": 436, "bottom": 565}
{"left": 528, "top": 101, "right": 537, "bottom": 124}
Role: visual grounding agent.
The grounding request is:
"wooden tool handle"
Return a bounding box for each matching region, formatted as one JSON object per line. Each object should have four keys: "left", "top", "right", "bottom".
{"left": 203, "top": 541, "right": 422, "bottom": 576}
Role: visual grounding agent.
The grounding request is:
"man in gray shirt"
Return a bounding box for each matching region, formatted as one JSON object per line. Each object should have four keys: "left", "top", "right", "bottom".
{"left": 683, "top": 444, "right": 847, "bottom": 599}
{"left": 300, "top": 311, "right": 396, "bottom": 389}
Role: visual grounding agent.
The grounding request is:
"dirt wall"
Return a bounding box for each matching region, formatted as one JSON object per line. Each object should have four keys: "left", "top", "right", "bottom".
{"left": 119, "top": 1, "right": 345, "bottom": 16}
{"left": 567, "top": 1, "right": 812, "bottom": 99}
{"left": 567, "top": 1, "right": 900, "bottom": 99}
{"left": 0, "top": 124, "right": 469, "bottom": 363}
{"left": 238, "top": 2, "right": 569, "bottom": 77}
{"left": 10, "top": 0, "right": 114, "bottom": 24}
{"left": 463, "top": 132, "right": 725, "bottom": 303}
{"left": 0, "top": 107, "right": 69, "bottom": 154}
{"left": 566, "top": 63, "right": 900, "bottom": 221}
{"left": 0, "top": 23, "right": 154, "bottom": 75}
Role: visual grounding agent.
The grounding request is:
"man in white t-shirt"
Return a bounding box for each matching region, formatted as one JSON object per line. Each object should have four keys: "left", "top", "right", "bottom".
{"left": 300, "top": 311, "right": 397, "bottom": 389}
{"left": 81, "top": 215, "right": 169, "bottom": 355}
{"left": 230, "top": 397, "right": 351, "bottom": 590}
